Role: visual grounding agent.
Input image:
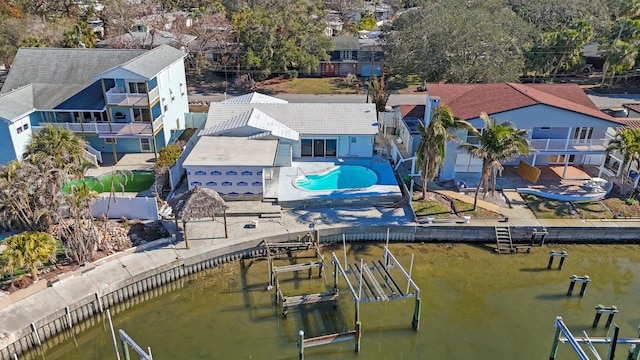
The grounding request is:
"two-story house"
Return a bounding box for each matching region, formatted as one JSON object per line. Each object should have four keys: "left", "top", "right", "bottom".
{"left": 394, "top": 83, "right": 623, "bottom": 180}
{"left": 313, "top": 35, "right": 384, "bottom": 78}
{"left": 0, "top": 45, "right": 189, "bottom": 165}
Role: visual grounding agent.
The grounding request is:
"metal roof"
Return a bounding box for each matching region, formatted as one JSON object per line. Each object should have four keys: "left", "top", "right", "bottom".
{"left": 200, "top": 108, "right": 299, "bottom": 141}
{"left": 206, "top": 100, "right": 378, "bottom": 136}
{"left": 221, "top": 92, "right": 288, "bottom": 104}
{"left": 105, "top": 45, "right": 187, "bottom": 80}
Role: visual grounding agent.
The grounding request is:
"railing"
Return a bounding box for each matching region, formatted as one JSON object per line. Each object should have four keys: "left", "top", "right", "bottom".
{"left": 529, "top": 138, "right": 609, "bottom": 152}
{"left": 84, "top": 144, "right": 102, "bottom": 165}
{"left": 105, "top": 86, "right": 159, "bottom": 106}
{"left": 34, "top": 116, "right": 163, "bottom": 137}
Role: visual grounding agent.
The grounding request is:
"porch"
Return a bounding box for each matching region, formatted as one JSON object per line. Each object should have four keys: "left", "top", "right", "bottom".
{"left": 35, "top": 116, "right": 163, "bottom": 137}
{"left": 105, "top": 86, "right": 160, "bottom": 107}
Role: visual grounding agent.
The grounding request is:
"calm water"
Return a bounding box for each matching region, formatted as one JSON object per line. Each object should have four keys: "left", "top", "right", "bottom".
{"left": 33, "top": 243, "right": 640, "bottom": 359}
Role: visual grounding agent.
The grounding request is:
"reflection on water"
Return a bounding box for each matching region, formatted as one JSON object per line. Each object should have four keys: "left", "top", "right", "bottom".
{"left": 30, "top": 244, "right": 640, "bottom": 359}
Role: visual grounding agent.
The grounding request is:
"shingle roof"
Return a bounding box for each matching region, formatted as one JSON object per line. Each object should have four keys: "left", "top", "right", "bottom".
{"left": 331, "top": 36, "right": 361, "bottom": 51}
{"left": 0, "top": 85, "right": 34, "bottom": 123}
{"left": 425, "top": 83, "right": 621, "bottom": 124}
{"left": 1, "top": 47, "right": 146, "bottom": 108}
{"left": 200, "top": 108, "right": 299, "bottom": 141}
{"left": 113, "top": 45, "right": 186, "bottom": 79}
{"left": 221, "top": 92, "right": 288, "bottom": 104}
{"left": 206, "top": 100, "right": 378, "bottom": 136}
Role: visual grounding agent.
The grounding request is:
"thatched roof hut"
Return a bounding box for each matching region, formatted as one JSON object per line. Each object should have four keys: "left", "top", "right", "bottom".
{"left": 167, "top": 186, "right": 229, "bottom": 248}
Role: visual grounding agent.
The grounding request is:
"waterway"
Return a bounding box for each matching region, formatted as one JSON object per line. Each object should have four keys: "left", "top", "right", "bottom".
{"left": 32, "top": 243, "right": 640, "bottom": 359}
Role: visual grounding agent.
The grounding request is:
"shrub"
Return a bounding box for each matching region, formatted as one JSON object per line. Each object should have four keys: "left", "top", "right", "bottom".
{"left": 155, "top": 142, "right": 184, "bottom": 172}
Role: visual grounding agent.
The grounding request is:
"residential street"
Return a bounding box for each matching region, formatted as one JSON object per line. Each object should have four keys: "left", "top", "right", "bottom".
{"left": 188, "top": 90, "right": 640, "bottom": 111}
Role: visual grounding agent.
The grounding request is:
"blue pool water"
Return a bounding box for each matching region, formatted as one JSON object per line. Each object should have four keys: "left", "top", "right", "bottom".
{"left": 295, "top": 165, "right": 378, "bottom": 191}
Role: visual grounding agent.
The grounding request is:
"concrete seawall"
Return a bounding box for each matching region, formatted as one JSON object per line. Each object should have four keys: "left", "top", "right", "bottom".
{"left": 2, "top": 223, "right": 640, "bottom": 359}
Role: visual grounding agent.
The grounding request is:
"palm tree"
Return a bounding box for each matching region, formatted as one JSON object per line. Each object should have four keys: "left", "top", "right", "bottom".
{"left": 605, "top": 127, "right": 640, "bottom": 194}
{"left": 0, "top": 231, "right": 58, "bottom": 282}
{"left": 458, "top": 112, "right": 532, "bottom": 210}
{"left": 26, "top": 124, "right": 90, "bottom": 178}
{"left": 415, "top": 104, "right": 476, "bottom": 200}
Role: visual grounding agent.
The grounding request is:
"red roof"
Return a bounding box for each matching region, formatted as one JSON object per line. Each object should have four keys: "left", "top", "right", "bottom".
{"left": 623, "top": 103, "right": 640, "bottom": 113}
{"left": 619, "top": 118, "right": 640, "bottom": 129}
{"left": 398, "top": 104, "right": 425, "bottom": 119}
{"left": 424, "top": 83, "right": 622, "bottom": 124}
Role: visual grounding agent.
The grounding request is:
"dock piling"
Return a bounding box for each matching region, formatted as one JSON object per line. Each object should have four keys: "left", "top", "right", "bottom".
{"left": 355, "top": 321, "right": 362, "bottom": 353}
{"left": 567, "top": 275, "right": 590, "bottom": 296}
{"left": 547, "top": 251, "right": 568, "bottom": 270}
{"left": 593, "top": 305, "right": 619, "bottom": 328}
{"left": 298, "top": 330, "right": 304, "bottom": 360}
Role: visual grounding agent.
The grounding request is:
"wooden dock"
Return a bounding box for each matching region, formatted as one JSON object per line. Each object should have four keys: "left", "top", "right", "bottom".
{"left": 303, "top": 331, "right": 357, "bottom": 348}
{"left": 283, "top": 292, "right": 339, "bottom": 307}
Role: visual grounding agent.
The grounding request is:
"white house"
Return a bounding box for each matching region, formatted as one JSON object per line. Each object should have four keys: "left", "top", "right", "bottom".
{"left": 182, "top": 92, "right": 379, "bottom": 196}
{"left": 396, "top": 83, "right": 624, "bottom": 180}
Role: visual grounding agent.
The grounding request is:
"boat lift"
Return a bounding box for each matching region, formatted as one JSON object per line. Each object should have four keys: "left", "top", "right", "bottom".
{"left": 549, "top": 316, "right": 640, "bottom": 360}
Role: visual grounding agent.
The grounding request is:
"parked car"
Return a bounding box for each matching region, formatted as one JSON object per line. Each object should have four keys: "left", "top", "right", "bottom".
{"left": 603, "top": 107, "right": 629, "bottom": 118}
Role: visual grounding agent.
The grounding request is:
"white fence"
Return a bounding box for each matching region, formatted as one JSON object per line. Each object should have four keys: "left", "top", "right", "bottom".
{"left": 169, "top": 137, "right": 197, "bottom": 191}
{"left": 91, "top": 196, "right": 159, "bottom": 220}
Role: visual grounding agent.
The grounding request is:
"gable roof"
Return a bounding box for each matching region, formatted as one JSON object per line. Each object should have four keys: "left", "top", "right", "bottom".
{"left": 205, "top": 101, "right": 378, "bottom": 136}
{"left": 1, "top": 47, "right": 146, "bottom": 109}
{"left": 0, "top": 85, "right": 34, "bottom": 123}
{"left": 200, "top": 108, "right": 299, "bottom": 141}
{"left": 425, "top": 83, "right": 621, "bottom": 124}
{"left": 97, "top": 31, "right": 195, "bottom": 54}
{"left": 397, "top": 104, "right": 425, "bottom": 119}
{"left": 98, "top": 45, "right": 186, "bottom": 80}
{"left": 221, "top": 92, "right": 288, "bottom": 104}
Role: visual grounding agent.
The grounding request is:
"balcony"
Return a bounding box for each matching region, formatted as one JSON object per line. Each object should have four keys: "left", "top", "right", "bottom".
{"left": 105, "top": 86, "right": 159, "bottom": 106}
{"left": 529, "top": 138, "right": 609, "bottom": 152}
{"left": 34, "top": 116, "right": 163, "bottom": 137}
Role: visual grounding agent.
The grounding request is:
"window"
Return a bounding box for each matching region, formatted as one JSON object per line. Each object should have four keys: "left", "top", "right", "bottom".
{"left": 466, "top": 129, "right": 483, "bottom": 145}
{"left": 195, "top": 170, "right": 206, "bottom": 175}
{"left": 341, "top": 51, "right": 353, "bottom": 60}
{"left": 23, "top": 124, "right": 29, "bottom": 131}
{"left": 301, "top": 139, "right": 313, "bottom": 157}
{"left": 132, "top": 108, "right": 151, "bottom": 122}
{"left": 180, "top": 83, "right": 185, "bottom": 96}
{"left": 326, "top": 139, "right": 337, "bottom": 157}
{"left": 128, "top": 82, "right": 147, "bottom": 94}
{"left": 140, "top": 138, "right": 152, "bottom": 152}
{"left": 301, "top": 138, "right": 337, "bottom": 158}
{"left": 16, "top": 126, "right": 23, "bottom": 134}
{"left": 105, "top": 138, "right": 117, "bottom": 144}
{"left": 170, "top": 89, "right": 175, "bottom": 101}
{"left": 540, "top": 127, "right": 551, "bottom": 130}
{"left": 211, "top": 170, "right": 221, "bottom": 175}
{"left": 241, "top": 171, "right": 253, "bottom": 176}
{"left": 549, "top": 154, "right": 575, "bottom": 164}
{"left": 226, "top": 170, "right": 238, "bottom": 176}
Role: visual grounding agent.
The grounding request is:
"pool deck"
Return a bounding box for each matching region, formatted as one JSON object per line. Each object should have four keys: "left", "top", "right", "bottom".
{"left": 86, "top": 153, "right": 156, "bottom": 177}
{"left": 276, "top": 158, "right": 403, "bottom": 207}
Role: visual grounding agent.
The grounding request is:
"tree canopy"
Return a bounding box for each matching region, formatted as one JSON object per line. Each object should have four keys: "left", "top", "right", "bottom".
{"left": 383, "top": 0, "right": 533, "bottom": 83}
{"left": 231, "top": 0, "right": 331, "bottom": 78}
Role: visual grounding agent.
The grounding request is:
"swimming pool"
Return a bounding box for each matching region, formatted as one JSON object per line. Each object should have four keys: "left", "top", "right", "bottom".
{"left": 295, "top": 165, "right": 377, "bottom": 191}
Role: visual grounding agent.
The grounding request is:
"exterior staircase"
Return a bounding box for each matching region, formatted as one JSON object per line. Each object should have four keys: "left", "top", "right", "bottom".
{"left": 495, "top": 226, "right": 513, "bottom": 254}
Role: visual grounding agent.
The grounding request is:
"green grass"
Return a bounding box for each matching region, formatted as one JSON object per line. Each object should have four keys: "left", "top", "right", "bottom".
{"left": 572, "top": 201, "right": 614, "bottom": 219}
{"left": 63, "top": 171, "right": 155, "bottom": 194}
{"left": 412, "top": 198, "right": 453, "bottom": 218}
{"left": 521, "top": 194, "right": 576, "bottom": 219}
{"left": 260, "top": 77, "right": 356, "bottom": 94}
{"left": 451, "top": 199, "right": 502, "bottom": 218}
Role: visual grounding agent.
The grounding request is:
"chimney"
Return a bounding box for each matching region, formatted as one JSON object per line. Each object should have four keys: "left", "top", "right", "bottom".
{"left": 423, "top": 92, "right": 441, "bottom": 126}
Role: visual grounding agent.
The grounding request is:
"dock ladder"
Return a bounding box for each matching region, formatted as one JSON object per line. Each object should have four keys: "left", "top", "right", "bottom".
{"left": 495, "top": 226, "right": 513, "bottom": 254}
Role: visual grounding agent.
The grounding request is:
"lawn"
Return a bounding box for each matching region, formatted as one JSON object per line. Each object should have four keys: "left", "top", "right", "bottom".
{"left": 256, "top": 77, "right": 358, "bottom": 94}
{"left": 521, "top": 192, "right": 640, "bottom": 220}
{"left": 520, "top": 194, "right": 577, "bottom": 219}
{"left": 412, "top": 194, "right": 455, "bottom": 219}
{"left": 451, "top": 199, "right": 502, "bottom": 218}
{"left": 412, "top": 192, "right": 502, "bottom": 219}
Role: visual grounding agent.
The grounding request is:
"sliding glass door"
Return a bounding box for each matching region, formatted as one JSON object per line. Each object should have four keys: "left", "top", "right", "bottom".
{"left": 301, "top": 138, "right": 337, "bottom": 158}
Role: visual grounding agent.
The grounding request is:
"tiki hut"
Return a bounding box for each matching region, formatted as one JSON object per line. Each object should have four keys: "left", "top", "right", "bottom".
{"left": 167, "top": 186, "right": 229, "bottom": 249}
